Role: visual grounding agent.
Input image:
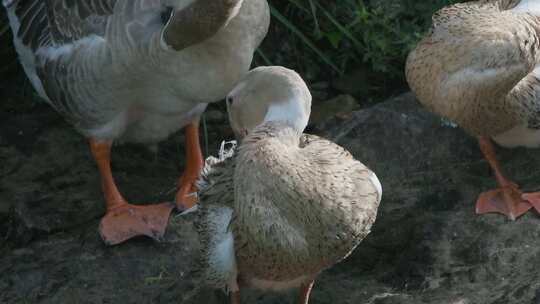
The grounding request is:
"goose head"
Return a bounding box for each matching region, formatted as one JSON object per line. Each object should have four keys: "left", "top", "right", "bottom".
{"left": 162, "top": 0, "right": 245, "bottom": 51}
{"left": 226, "top": 66, "right": 312, "bottom": 140}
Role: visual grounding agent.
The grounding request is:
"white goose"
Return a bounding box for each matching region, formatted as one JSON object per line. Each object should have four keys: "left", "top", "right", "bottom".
{"left": 3, "top": 0, "right": 270, "bottom": 245}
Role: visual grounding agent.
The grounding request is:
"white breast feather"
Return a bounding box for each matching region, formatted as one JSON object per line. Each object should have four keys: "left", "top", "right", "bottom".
{"left": 207, "top": 206, "right": 239, "bottom": 292}
{"left": 369, "top": 171, "right": 383, "bottom": 202}
{"left": 492, "top": 124, "right": 540, "bottom": 148}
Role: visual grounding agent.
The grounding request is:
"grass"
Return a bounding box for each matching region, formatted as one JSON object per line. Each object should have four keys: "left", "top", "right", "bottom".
{"left": 259, "top": 0, "right": 463, "bottom": 103}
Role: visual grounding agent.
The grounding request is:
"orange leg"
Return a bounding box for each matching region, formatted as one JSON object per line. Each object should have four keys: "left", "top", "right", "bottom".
{"left": 475, "top": 137, "right": 531, "bottom": 220}
{"left": 90, "top": 139, "right": 174, "bottom": 245}
{"left": 175, "top": 121, "right": 204, "bottom": 211}
{"left": 298, "top": 280, "right": 315, "bottom": 304}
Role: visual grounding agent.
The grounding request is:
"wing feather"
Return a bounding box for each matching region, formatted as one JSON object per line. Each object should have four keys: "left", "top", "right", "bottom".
{"left": 8, "top": 0, "right": 117, "bottom": 51}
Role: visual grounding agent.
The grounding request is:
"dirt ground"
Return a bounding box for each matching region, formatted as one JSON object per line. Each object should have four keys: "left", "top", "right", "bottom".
{"left": 2, "top": 89, "right": 540, "bottom": 303}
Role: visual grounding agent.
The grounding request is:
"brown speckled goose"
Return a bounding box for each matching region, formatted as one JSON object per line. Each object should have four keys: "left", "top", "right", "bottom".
{"left": 191, "top": 66, "right": 381, "bottom": 304}
{"left": 3, "top": 0, "right": 269, "bottom": 245}
{"left": 406, "top": 0, "right": 540, "bottom": 220}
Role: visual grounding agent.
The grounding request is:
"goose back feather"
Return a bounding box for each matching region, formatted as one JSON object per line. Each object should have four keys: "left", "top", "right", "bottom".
{"left": 3, "top": 0, "right": 270, "bottom": 143}
{"left": 194, "top": 126, "right": 381, "bottom": 292}
{"left": 406, "top": 0, "right": 540, "bottom": 140}
{"left": 233, "top": 124, "right": 380, "bottom": 289}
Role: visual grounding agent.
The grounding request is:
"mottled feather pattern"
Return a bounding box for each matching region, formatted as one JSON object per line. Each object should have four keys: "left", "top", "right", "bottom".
{"left": 232, "top": 122, "right": 380, "bottom": 285}
{"left": 194, "top": 145, "right": 237, "bottom": 290}
{"left": 194, "top": 124, "right": 380, "bottom": 291}
{"left": 406, "top": 0, "right": 540, "bottom": 137}
{"left": 510, "top": 67, "right": 540, "bottom": 129}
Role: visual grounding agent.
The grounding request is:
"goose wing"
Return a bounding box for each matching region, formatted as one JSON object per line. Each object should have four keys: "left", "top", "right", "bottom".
{"left": 194, "top": 150, "right": 238, "bottom": 290}
{"left": 232, "top": 128, "right": 381, "bottom": 280}
{"left": 6, "top": 0, "right": 119, "bottom": 51}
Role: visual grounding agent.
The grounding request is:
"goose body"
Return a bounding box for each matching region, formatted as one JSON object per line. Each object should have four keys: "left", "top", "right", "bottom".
{"left": 193, "top": 67, "right": 381, "bottom": 303}
{"left": 3, "top": 0, "right": 270, "bottom": 245}
{"left": 406, "top": 0, "right": 540, "bottom": 146}
{"left": 406, "top": 0, "right": 540, "bottom": 220}
{"left": 4, "top": 0, "right": 269, "bottom": 143}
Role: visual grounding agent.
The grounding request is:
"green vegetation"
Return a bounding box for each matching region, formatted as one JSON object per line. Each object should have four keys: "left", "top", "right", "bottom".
{"left": 258, "top": 0, "right": 462, "bottom": 102}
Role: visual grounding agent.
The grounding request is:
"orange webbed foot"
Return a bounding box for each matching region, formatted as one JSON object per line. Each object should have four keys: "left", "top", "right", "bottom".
{"left": 475, "top": 184, "right": 532, "bottom": 221}
{"left": 99, "top": 202, "right": 174, "bottom": 245}
{"left": 522, "top": 192, "right": 540, "bottom": 215}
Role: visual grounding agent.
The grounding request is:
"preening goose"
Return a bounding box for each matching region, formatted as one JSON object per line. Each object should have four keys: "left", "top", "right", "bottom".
{"left": 406, "top": 0, "right": 540, "bottom": 220}
{"left": 192, "top": 66, "right": 382, "bottom": 304}
{"left": 3, "top": 0, "right": 270, "bottom": 245}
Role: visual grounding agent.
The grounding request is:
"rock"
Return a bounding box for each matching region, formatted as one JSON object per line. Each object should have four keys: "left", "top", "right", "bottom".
{"left": 317, "top": 93, "right": 540, "bottom": 304}
{"left": 2, "top": 93, "right": 540, "bottom": 303}
{"left": 310, "top": 94, "right": 360, "bottom": 125}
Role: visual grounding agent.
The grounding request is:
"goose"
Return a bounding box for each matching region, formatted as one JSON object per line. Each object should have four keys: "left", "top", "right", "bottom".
{"left": 406, "top": 0, "right": 540, "bottom": 220}
{"left": 2, "top": 0, "right": 270, "bottom": 245}
{"left": 191, "top": 66, "right": 381, "bottom": 304}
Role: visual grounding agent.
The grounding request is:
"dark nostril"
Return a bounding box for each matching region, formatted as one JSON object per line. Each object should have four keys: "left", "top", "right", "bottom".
{"left": 226, "top": 96, "right": 234, "bottom": 105}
